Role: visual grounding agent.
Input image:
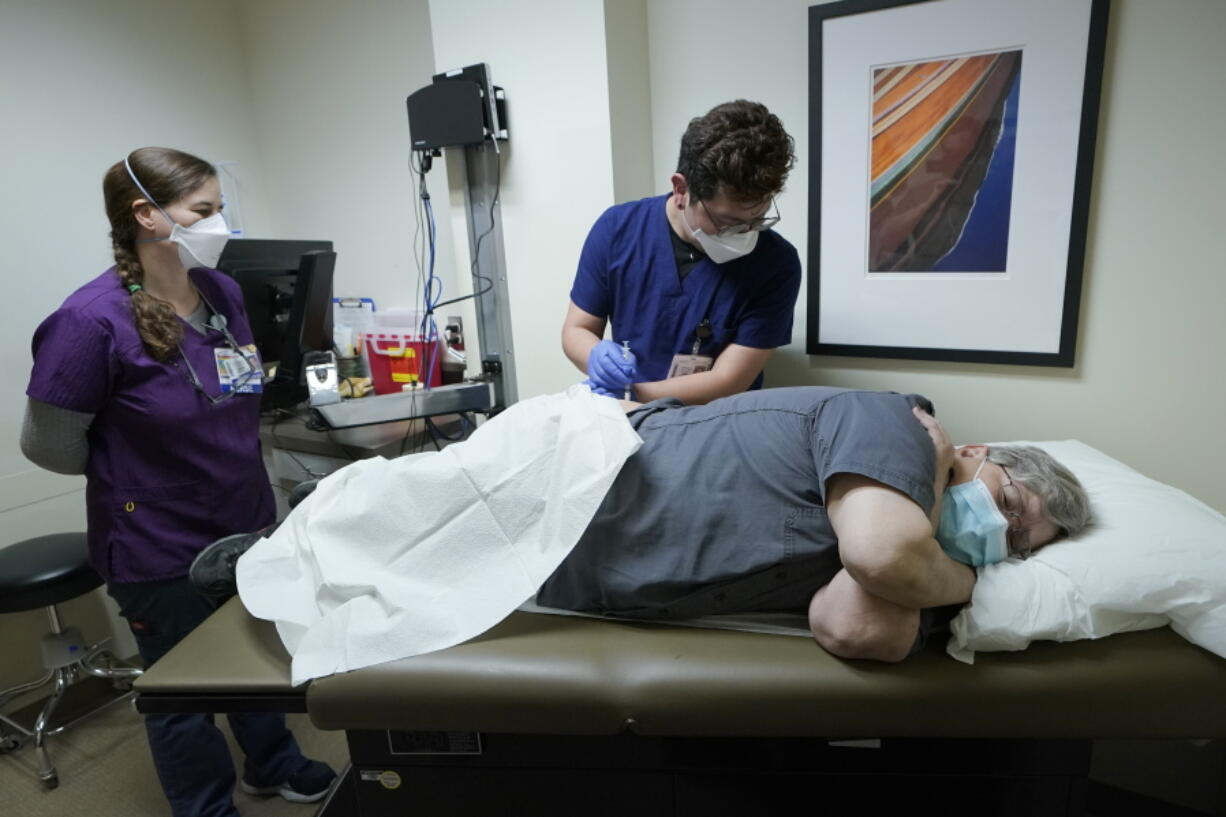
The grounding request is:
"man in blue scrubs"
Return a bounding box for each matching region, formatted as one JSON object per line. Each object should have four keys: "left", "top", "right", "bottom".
{"left": 562, "top": 100, "right": 800, "bottom": 404}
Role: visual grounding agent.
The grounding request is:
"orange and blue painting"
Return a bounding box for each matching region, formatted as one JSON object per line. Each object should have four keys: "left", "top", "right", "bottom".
{"left": 869, "top": 49, "right": 1022, "bottom": 272}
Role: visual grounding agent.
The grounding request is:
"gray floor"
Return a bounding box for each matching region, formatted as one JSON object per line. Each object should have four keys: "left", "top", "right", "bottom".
{"left": 0, "top": 700, "right": 348, "bottom": 817}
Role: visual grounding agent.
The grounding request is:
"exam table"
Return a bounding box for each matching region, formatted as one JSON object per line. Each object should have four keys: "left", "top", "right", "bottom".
{"left": 135, "top": 597, "right": 1226, "bottom": 817}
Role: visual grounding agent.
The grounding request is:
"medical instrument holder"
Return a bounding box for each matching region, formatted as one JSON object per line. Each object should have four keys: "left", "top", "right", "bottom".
{"left": 315, "top": 65, "right": 513, "bottom": 430}
{"left": 409, "top": 63, "right": 514, "bottom": 410}
{"left": 451, "top": 135, "right": 517, "bottom": 410}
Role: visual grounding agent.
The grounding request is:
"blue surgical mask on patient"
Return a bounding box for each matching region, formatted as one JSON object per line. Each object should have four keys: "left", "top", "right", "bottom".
{"left": 936, "top": 457, "right": 1009, "bottom": 566}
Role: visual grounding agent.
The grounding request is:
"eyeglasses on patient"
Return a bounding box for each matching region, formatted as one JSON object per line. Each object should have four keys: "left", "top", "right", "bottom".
{"left": 999, "top": 465, "right": 1033, "bottom": 558}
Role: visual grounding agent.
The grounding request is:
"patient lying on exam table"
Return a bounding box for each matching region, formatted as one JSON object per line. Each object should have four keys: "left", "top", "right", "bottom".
{"left": 192, "top": 386, "right": 1090, "bottom": 666}
{"left": 536, "top": 387, "right": 1090, "bottom": 661}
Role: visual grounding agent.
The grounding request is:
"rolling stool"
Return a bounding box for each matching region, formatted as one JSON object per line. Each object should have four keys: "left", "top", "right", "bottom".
{"left": 0, "top": 533, "right": 142, "bottom": 790}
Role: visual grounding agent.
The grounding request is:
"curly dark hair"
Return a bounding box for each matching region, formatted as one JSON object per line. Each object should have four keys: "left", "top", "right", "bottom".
{"left": 676, "top": 100, "right": 795, "bottom": 205}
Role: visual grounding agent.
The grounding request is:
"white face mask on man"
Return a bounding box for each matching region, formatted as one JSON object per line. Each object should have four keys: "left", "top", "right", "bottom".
{"left": 682, "top": 201, "right": 759, "bottom": 264}
{"left": 125, "top": 157, "right": 231, "bottom": 269}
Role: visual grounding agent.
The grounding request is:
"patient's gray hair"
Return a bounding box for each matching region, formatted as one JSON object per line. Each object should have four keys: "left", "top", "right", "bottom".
{"left": 988, "top": 446, "right": 1092, "bottom": 539}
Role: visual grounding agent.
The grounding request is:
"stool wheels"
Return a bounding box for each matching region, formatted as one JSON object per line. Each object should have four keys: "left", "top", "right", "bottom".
{"left": 0, "top": 730, "right": 49, "bottom": 791}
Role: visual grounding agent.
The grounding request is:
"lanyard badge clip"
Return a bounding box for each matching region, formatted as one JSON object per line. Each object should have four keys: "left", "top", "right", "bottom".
{"left": 692, "top": 319, "right": 713, "bottom": 355}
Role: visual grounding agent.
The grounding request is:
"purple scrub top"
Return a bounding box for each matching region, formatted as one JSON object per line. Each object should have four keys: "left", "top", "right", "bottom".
{"left": 27, "top": 267, "right": 275, "bottom": 583}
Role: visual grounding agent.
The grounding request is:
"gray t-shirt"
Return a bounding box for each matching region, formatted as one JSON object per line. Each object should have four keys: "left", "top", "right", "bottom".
{"left": 537, "top": 387, "right": 937, "bottom": 619}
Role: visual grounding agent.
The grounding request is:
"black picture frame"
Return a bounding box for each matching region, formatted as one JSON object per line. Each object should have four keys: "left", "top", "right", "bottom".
{"left": 806, "top": 0, "right": 1111, "bottom": 366}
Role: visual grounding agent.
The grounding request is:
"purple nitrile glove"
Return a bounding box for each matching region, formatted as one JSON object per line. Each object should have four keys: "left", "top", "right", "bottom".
{"left": 587, "top": 340, "right": 638, "bottom": 393}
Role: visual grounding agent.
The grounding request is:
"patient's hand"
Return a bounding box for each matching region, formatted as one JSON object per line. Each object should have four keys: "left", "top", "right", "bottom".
{"left": 912, "top": 405, "right": 953, "bottom": 475}
{"left": 913, "top": 405, "right": 953, "bottom": 532}
{"left": 808, "top": 569, "right": 919, "bottom": 662}
{"left": 618, "top": 399, "right": 642, "bottom": 412}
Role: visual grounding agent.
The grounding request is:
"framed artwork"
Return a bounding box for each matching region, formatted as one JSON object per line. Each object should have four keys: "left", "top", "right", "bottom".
{"left": 806, "top": 0, "right": 1110, "bottom": 366}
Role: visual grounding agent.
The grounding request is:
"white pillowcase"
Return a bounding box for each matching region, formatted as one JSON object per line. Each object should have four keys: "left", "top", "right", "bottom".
{"left": 947, "top": 440, "right": 1226, "bottom": 663}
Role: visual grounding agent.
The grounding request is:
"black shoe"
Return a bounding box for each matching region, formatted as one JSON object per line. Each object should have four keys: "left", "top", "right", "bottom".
{"left": 189, "top": 524, "right": 277, "bottom": 602}
{"left": 241, "top": 760, "right": 337, "bottom": 804}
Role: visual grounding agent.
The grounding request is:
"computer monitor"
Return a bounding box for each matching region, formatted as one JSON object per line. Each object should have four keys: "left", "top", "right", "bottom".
{"left": 216, "top": 239, "right": 336, "bottom": 410}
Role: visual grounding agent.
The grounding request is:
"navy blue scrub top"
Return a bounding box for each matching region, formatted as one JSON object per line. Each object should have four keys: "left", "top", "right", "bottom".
{"left": 570, "top": 195, "right": 801, "bottom": 390}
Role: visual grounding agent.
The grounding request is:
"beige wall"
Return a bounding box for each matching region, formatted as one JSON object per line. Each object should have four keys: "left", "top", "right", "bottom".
{"left": 604, "top": 0, "right": 657, "bottom": 204}
{"left": 428, "top": 0, "right": 624, "bottom": 399}
{"left": 233, "top": 0, "right": 447, "bottom": 312}
{"left": 646, "top": 0, "right": 1226, "bottom": 512}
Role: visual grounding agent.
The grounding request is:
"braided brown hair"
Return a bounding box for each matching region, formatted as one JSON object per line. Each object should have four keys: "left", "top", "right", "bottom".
{"left": 102, "top": 147, "right": 217, "bottom": 361}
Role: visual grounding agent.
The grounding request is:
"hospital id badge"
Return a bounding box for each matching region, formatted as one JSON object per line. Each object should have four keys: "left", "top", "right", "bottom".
{"left": 667, "top": 353, "right": 714, "bottom": 378}
{"left": 215, "top": 345, "right": 263, "bottom": 394}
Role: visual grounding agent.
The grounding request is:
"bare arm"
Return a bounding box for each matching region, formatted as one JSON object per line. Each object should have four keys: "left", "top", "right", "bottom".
{"left": 807, "top": 409, "right": 966, "bottom": 661}
{"left": 825, "top": 473, "right": 975, "bottom": 610}
{"left": 632, "top": 344, "right": 773, "bottom": 406}
{"left": 808, "top": 568, "right": 920, "bottom": 662}
{"left": 807, "top": 473, "right": 972, "bottom": 662}
{"left": 561, "top": 301, "right": 606, "bottom": 375}
{"left": 912, "top": 405, "right": 954, "bottom": 532}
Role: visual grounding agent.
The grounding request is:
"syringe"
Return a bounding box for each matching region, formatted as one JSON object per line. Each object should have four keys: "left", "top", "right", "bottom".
{"left": 621, "top": 341, "right": 633, "bottom": 400}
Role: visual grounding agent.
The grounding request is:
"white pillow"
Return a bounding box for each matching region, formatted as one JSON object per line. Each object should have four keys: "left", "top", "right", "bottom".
{"left": 948, "top": 440, "right": 1226, "bottom": 663}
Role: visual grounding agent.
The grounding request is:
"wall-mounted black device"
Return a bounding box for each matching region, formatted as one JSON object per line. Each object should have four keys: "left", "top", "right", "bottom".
{"left": 406, "top": 62, "right": 508, "bottom": 151}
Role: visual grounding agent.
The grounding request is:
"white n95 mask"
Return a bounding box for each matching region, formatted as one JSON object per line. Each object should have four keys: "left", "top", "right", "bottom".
{"left": 691, "top": 225, "right": 758, "bottom": 264}
{"left": 125, "top": 157, "right": 231, "bottom": 269}
{"left": 161, "top": 212, "right": 231, "bottom": 269}
{"left": 683, "top": 205, "right": 759, "bottom": 264}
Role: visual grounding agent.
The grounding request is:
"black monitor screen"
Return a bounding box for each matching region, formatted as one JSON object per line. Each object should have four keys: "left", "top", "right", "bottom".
{"left": 216, "top": 238, "right": 336, "bottom": 409}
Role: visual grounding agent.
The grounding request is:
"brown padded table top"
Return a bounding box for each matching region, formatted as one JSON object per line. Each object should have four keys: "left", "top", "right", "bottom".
{"left": 136, "top": 596, "right": 1226, "bottom": 739}
{"left": 136, "top": 595, "right": 294, "bottom": 695}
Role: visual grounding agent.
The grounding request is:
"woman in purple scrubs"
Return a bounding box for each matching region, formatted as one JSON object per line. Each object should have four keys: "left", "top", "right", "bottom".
{"left": 22, "top": 147, "right": 334, "bottom": 817}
